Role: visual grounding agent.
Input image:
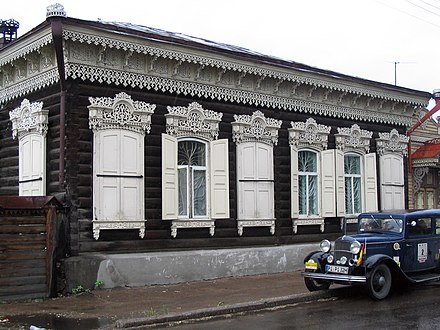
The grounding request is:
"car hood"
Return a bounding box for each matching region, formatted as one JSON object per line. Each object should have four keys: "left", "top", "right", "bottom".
{"left": 337, "top": 233, "right": 403, "bottom": 244}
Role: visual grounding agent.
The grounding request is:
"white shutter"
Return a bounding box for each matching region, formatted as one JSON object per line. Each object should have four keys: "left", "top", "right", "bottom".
{"left": 364, "top": 153, "right": 378, "bottom": 212}
{"left": 380, "top": 154, "right": 404, "bottom": 210}
{"left": 291, "top": 146, "right": 299, "bottom": 218}
{"left": 210, "top": 139, "right": 230, "bottom": 219}
{"left": 238, "top": 143, "right": 257, "bottom": 219}
{"left": 335, "top": 149, "right": 345, "bottom": 216}
{"left": 120, "top": 132, "right": 144, "bottom": 220}
{"left": 19, "top": 134, "right": 45, "bottom": 196}
{"left": 256, "top": 143, "right": 274, "bottom": 219}
{"left": 162, "top": 134, "right": 179, "bottom": 219}
{"left": 321, "top": 149, "right": 336, "bottom": 217}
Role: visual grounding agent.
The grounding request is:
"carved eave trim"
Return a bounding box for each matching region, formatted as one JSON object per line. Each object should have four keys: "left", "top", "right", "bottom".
{"left": 88, "top": 92, "right": 156, "bottom": 134}
{"left": 335, "top": 124, "right": 372, "bottom": 154}
{"left": 165, "top": 102, "right": 222, "bottom": 141}
{"left": 232, "top": 110, "right": 282, "bottom": 146}
{"left": 62, "top": 29, "right": 428, "bottom": 107}
{"left": 289, "top": 118, "right": 331, "bottom": 151}
{"left": 412, "top": 158, "right": 440, "bottom": 168}
{"left": 9, "top": 98, "right": 48, "bottom": 139}
{"left": 376, "top": 129, "right": 409, "bottom": 156}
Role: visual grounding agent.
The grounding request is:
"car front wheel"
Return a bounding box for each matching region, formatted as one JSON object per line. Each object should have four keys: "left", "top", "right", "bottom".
{"left": 367, "top": 263, "right": 392, "bottom": 300}
{"left": 304, "top": 273, "right": 331, "bottom": 292}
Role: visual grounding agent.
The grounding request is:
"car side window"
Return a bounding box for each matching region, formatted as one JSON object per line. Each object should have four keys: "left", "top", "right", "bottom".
{"left": 408, "top": 217, "right": 432, "bottom": 236}
{"left": 436, "top": 218, "right": 440, "bottom": 235}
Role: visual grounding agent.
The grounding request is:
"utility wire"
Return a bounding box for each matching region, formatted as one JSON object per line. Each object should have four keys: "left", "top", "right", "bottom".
{"left": 417, "top": 0, "right": 440, "bottom": 12}
{"left": 405, "top": 0, "right": 440, "bottom": 17}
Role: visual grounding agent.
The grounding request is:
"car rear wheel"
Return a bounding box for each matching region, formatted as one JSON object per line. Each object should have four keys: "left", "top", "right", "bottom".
{"left": 304, "top": 274, "right": 331, "bottom": 292}
{"left": 367, "top": 263, "right": 392, "bottom": 300}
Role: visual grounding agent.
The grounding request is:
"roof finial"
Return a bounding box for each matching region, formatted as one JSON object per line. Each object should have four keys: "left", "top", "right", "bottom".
{"left": 46, "top": 3, "right": 67, "bottom": 18}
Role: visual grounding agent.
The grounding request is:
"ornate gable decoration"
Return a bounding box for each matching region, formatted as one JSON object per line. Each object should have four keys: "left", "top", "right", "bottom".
{"left": 376, "top": 129, "right": 409, "bottom": 156}
{"left": 88, "top": 92, "right": 155, "bottom": 134}
{"left": 232, "top": 110, "right": 282, "bottom": 146}
{"left": 165, "top": 102, "right": 222, "bottom": 141}
{"left": 335, "top": 124, "right": 372, "bottom": 154}
{"left": 9, "top": 99, "right": 48, "bottom": 139}
{"left": 289, "top": 117, "right": 331, "bottom": 150}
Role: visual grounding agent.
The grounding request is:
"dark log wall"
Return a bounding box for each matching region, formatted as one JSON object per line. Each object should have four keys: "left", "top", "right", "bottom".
{"left": 0, "top": 81, "right": 405, "bottom": 256}
{"left": 62, "top": 82, "right": 402, "bottom": 255}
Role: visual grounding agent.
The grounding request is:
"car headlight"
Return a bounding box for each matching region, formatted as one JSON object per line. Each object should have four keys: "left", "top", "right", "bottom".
{"left": 350, "top": 240, "right": 361, "bottom": 254}
{"left": 320, "top": 239, "right": 331, "bottom": 253}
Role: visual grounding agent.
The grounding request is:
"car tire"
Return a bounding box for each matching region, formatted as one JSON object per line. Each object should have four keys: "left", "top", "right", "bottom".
{"left": 367, "top": 263, "right": 392, "bottom": 300}
{"left": 304, "top": 274, "right": 331, "bottom": 292}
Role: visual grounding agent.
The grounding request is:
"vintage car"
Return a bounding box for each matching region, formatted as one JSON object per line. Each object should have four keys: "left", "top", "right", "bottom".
{"left": 302, "top": 209, "right": 440, "bottom": 300}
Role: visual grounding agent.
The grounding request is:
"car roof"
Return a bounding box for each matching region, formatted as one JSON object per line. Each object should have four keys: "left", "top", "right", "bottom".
{"left": 359, "top": 209, "right": 440, "bottom": 219}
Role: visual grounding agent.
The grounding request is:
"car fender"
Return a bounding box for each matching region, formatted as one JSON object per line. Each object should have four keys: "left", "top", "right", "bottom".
{"left": 363, "top": 254, "right": 404, "bottom": 277}
{"left": 303, "top": 251, "right": 329, "bottom": 272}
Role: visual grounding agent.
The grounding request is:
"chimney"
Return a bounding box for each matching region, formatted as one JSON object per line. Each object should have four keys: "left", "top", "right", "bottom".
{"left": 46, "top": 3, "right": 67, "bottom": 18}
{"left": 0, "top": 19, "right": 19, "bottom": 48}
{"left": 433, "top": 89, "right": 440, "bottom": 105}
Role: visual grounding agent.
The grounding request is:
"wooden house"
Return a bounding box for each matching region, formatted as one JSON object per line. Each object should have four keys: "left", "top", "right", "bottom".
{"left": 0, "top": 5, "right": 433, "bottom": 285}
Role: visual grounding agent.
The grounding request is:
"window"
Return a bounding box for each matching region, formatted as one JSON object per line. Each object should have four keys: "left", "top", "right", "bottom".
{"left": 408, "top": 217, "right": 432, "bottom": 236}
{"left": 344, "top": 154, "right": 362, "bottom": 214}
{"left": 232, "top": 111, "right": 281, "bottom": 236}
{"left": 9, "top": 99, "right": 48, "bottom": 196}
{"left": 88, "top": 92, "right": 155, "bottom": 240}
{"left": 162, "top": 102, "right": 229, "bottom": 237}
{"left": 178, "top": 139, "right": 207, "bottom": 218}
{"left": 298, "top": 150, "right": 319, "bottom": 216}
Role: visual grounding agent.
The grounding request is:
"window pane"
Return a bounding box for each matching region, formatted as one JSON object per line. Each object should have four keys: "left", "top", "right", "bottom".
{"left": 193, "top": 169, "right": 207, "bottom": 216}
{"left": 353, "top": 177, "right": 362, "bottom": 213}
{"left": 308, "top": 175, "right": 318, "bottom": 215}
{"left": 345, "top": 177, "right": 353, "bottom": 214}
{"left": 178, "top": 167, "right": 188, "bottom": 216}
{"left": 178, "top": 141, "right": 206, "bottom": 166}
{"left": 299, "top": 151, "right": 317, "bottom": 172}
{"left": 344, "top": 155, "right": 361, "bottom": 175}
{"left": 299, "top": 175, "right": 307, "bottom": 215}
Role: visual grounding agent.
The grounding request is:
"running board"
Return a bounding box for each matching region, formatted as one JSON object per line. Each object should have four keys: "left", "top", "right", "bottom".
{"left": 406, "top": 273, "right": 440, "bottom": 283}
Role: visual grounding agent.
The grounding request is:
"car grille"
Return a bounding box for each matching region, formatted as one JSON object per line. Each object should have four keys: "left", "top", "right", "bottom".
{"left": 334, "top": 240, "right": 353, "bottom": 261}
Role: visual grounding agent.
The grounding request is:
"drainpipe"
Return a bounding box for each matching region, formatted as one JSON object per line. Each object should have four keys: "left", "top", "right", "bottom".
{"left": 49, "top": 15, "right": 67, "bottom": 185}
{"left": 407, "top": 89, "right": 440, "bottom": 173}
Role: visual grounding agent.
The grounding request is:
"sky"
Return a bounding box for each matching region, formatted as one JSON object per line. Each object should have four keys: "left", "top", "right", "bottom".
{"left": 2, "top": 0, "right": 440, "bottom": 98}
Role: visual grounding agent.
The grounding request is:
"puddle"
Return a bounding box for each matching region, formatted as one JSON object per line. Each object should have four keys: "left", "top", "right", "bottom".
{"left": 0, "top": 314, "right": 113, "bottom": 330}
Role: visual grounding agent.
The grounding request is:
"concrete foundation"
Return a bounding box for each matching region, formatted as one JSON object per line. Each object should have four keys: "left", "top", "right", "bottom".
{"left": 63, "top": 243, "right": 318, "bottom": 291}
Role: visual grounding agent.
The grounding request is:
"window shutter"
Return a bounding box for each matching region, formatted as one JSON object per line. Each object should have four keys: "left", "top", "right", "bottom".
{"left": 210, "top": 139, "right": 230, "bottom": 219}
{"left": 335, "top": 149, "right": 345, "bottom": 217}
{"left": 19, "top": 134, "right": 45, "bottom": 196}
{"left": 256, "top": 143, "right": 274, "bottom": 219}
{"left": 291, "top": 146, "right": 299, "bottom": 218}
{"left": 162, "top": 134, "right": 179, "bottom": 219}
{"left": 238, "top": 143, "right": 257, "bottom": 219}
{"left": 321, "top": 149, "right": 336, "bottom": 217}
{"left": 364, "top": 152, "right": 378, "bottom": 212}
{"left": 380, "top": 154, "right": 404, "bottom": 210}
{"left": 120, "top": 131, "right": 144, "bottom": 220}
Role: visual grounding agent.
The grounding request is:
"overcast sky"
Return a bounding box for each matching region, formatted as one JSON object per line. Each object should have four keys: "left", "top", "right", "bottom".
{"left": 3, "top": 0, "right": 440, "bottom": 97}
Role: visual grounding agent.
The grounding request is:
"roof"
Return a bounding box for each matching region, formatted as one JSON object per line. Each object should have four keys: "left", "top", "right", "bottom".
{"left": 412, "top": 138, "right": 440, "bottom": 159}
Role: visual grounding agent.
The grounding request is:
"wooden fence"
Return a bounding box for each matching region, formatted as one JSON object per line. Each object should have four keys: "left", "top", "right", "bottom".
{"left": 0, "top": 196, "right": 64, "bottom": 301}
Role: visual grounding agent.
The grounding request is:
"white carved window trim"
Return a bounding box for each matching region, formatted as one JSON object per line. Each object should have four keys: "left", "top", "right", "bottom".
{"left": 376, "top": 129, "right": 408, "bottom": 211}
{"left": 289, "top": 118, "right": 331, "bottom": 234}
{"left": 9, "top": 99, "right": 48, "bottom": 196}
{"left": 162, "top": 102, "right": 229, "bottom": 238}
{"left": 88, "top": 92, "right": 155, "bottom": 240}
{"left": 232, "top": 111, "right": 281, "bottom": 236}
{"left": 335, "top": 124, "right": 376, "bottom": 222}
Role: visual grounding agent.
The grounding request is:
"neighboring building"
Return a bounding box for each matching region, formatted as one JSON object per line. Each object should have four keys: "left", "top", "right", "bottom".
{"left": 0, "top": 5, "right": 433, "bottom": 281}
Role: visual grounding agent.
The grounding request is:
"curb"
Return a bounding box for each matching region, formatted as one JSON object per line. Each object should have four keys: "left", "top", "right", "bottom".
{"left": 114, "top": 287, "right": 351, "bottom": 329}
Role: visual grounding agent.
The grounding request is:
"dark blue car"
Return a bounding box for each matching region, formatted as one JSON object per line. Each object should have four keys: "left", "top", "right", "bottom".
{"left": 302, "top": 209, "right": 440, "bottom": 300}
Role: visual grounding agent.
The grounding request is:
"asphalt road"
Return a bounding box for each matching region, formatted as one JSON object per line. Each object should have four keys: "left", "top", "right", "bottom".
{"left": 164, "top": 283, "right": 440, "bottom": 330}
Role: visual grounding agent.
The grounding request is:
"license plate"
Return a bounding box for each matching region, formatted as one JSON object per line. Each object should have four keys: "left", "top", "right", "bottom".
{"left": 326, "top": 265, "right": 349, "bottom": 274}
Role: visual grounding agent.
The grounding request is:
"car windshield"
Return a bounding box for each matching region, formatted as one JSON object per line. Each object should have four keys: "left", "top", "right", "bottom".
{"left": 358, "top": 216, "right": 403, "bottom": 233}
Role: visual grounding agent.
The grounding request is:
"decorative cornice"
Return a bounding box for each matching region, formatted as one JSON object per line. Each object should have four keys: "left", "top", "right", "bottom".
{"left": 88, "top": 92, "right": 155, "bottom": 134}
{"left": 289, "top": 117, "right": 331, "bottom": 150}
{"left": 0, "top": 34, "right": 53, "bottom": 67}
{"left": 9, "top": 99, "right": 48, "bottom": 139}
{"left": 232, "top": 110, "right": 282, "bottom": 146}
{"left": 62, "top": 30, "right": 427, "bottom": 106}
{"left": 65, "top": 63, "right": 414, "bottom": 126}
{"left": 165, "top": 102, "right": 222, "bottom": 141}
{"left": 412, "top": 157, "right": 439, "bottom": 168}
{"left": 335, "top": 124, "right": 372, "bottom": 154}
{"left": 376, "top": 129, "right": 409, "bottom": 156}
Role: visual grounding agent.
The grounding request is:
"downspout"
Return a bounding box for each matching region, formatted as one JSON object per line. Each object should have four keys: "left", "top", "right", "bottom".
{"left": 407, "top": 89, "right": 440, "bottom": 173}
{"left": 49, "top": 16, "right": 67, "bottom": 185}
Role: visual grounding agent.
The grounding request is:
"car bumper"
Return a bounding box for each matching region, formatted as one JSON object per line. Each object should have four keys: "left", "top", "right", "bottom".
{"left": 301, "top": 271, "right": 367, "bottom": 284}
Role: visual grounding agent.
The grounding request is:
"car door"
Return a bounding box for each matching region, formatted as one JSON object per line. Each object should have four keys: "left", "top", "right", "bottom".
{"left": 401, "top": 217, "right": 436, "bottom": 272}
